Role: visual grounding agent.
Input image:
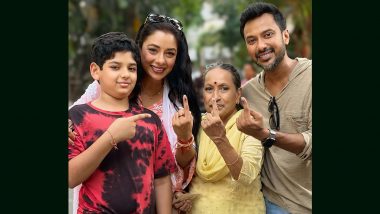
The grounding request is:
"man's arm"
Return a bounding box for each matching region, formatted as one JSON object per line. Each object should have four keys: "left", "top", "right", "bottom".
{"left": 237, "top": 97, "right": 312, "bottom": 159}
{"left": 260, "top": 129, "right": 306, "bottom": 154}
{"left": 154, "top": 175, "right": 172, "bottom": 214}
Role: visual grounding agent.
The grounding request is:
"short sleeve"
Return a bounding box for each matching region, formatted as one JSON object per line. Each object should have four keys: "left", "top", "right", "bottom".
{"left": 68, "top": 108, "right": 87, "bottom": 161}
{"left": 68, "top": 120, "right": 86, "bottom": 161}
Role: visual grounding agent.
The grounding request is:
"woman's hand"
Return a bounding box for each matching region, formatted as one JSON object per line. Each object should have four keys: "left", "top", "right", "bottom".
{"left": 172, "top": 95, "right": 193, "bottom": 142}
{"left": 173, "top": 192, "right": 193, "bottom": 213}
{"left": 201, "top": 98, "right": 226, "bottom": 143}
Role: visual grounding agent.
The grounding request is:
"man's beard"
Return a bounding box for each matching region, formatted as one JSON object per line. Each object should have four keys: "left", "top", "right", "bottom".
{"left": 253, "top": 44, "right": 286, "bottom": 72}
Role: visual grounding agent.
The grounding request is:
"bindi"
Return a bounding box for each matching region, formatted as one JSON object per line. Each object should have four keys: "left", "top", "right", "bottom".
{"left": 214, "top": 81, "right": 217, "bottom": 84}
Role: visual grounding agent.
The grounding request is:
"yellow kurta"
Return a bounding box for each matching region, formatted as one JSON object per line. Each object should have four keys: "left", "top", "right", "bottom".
{"left": 189, "top": 110, "right": 265, "bottom": 214}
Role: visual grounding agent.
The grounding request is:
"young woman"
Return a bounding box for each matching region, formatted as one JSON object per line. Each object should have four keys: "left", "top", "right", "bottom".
{"left": 70, "top": 14, "right": 201, "bottom": 213}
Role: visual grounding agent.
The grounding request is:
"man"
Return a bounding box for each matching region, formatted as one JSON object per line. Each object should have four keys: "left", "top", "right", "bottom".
{"left": 237, "top": 2, "right": 312, "bottom": 214}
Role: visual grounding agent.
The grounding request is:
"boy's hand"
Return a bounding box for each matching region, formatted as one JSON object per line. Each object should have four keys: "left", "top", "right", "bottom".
{"left": 172, "top": 95, "right": 193, "bottom": 141}
{"left": 201, "top": 98, "right": 226, "bottom": 142}
{"left": 107, "top": 113, "right": 151, "bottom": 143}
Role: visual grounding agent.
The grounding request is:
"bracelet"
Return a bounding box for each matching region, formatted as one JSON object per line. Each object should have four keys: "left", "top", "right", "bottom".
{"left": 105, "top": 130, "right": 118, "bottom": 150}
{"left": 226, "top": 155, "right": 240, "bottom": 166}
{"left": 176, "top": 135, "right": 194, "bottom": 148}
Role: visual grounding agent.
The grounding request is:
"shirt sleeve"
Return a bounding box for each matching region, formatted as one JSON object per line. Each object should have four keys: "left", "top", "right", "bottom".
{"left": 68, "top": 118, "right": 86, "bottom": 161}
{"left": 154, "top": 124, "right": 176, "bottom": 178}
{"left": 297, "top": 105, "right": 312, "bottom": 161}
{"left": 233, "top": 135, "right": 264, "bottom": 185}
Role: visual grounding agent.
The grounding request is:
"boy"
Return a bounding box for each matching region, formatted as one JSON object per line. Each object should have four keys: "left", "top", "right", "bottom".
{"left": 68, "top": 32, "right": 176, "bottom": 213}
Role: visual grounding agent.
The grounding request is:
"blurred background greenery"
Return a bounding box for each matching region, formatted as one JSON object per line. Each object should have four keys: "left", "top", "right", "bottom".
{"left": 68, "top": 0, "right": 311, "bottom": 104}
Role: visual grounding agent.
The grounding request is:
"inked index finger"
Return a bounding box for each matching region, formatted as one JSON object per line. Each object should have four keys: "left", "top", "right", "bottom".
{"left": 182, "top": 95, "right": 190, "bottom": 115}
{"left": 211, "top": 98, "right": 219, "bottom": 117}
{"left": 240, "top": 97, "right": 251, "bottom": 113}
{"left": 129, "top": 113, "right": 151, "bottom": 122}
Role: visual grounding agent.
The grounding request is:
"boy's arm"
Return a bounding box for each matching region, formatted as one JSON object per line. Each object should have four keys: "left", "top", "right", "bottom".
{"left": 69, "top": 114, "right": 151, "bottom": 188}
{"left": 68, "top": 132, "right": 114, "bottom": 188}
{"left": 154, "top": 175, "right": 172, "bottom": 214}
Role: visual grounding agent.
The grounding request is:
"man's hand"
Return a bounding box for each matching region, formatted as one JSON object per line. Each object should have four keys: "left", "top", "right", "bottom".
{"left": 236, "top": 97, "right": 268, "bottom": 141}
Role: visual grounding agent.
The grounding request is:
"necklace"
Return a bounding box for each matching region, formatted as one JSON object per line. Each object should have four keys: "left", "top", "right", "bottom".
{"left": 141, "top": 87, "right": 163, "bottom": 100}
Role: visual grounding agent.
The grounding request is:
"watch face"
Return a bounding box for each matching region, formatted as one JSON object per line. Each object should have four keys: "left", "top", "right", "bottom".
{"left": 263, "top": 138, "right": 275, "bottom": 148}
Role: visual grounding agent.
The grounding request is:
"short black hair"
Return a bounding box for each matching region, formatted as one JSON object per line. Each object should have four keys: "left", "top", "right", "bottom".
{"left": 90, "top": 32, "right": 140, "bottom": 69}
{"left": 240, "top": 2, "right": 286, "bottom": 39}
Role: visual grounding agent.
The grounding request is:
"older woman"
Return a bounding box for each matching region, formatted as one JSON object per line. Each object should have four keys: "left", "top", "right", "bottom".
{"left": 189, "top": 62, "right": 265, "bottom": 213}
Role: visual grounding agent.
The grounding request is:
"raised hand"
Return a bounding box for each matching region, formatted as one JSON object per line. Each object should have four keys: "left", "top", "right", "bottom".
{"left": 201, "top": 98, "right": 226, "bottom": 142}
{"left": 107, "top": 113, "right": 151, "bottom": 144}
{"left": 172, "top": 95, "right": 193, "bottom": 141}
{"left": 236, "top": 97, "right": 266, "bottom": 140}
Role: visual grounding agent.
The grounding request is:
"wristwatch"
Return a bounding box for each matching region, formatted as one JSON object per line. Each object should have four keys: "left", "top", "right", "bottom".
{"left": 262, "top": 129, "right": 277, "bottom": 148}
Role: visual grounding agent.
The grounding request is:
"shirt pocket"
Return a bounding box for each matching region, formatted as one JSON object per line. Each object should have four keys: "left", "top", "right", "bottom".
{"left": 284, "top": 112, "right": 309, "bottom": 133}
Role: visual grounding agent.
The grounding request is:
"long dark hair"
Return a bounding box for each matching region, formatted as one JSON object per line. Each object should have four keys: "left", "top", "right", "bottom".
{"left": 130, "top": 16, "right": 201, "bottom": 142}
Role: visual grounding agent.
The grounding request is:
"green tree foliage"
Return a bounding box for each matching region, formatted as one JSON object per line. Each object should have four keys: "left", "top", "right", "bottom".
{"left": 68, "top": 0, "right": 311, "bottom": 102}
{"left": 68, "top": 0, "right": 202, "bottom": 102}
{"left": 203, "top": 0, "right": 311, "bottom": 70}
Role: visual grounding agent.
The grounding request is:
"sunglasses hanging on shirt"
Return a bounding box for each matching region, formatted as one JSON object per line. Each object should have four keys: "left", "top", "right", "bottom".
{"left": 268, "top": 96, "right": 280, "bottom": 131}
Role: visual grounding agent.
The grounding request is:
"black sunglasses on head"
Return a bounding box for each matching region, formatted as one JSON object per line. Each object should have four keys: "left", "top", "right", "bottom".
{"left": 268, "top": 96, "right": 280, "bottom": 130}
{"left": 144, "top": 13, "right": 183, "bottom": 31}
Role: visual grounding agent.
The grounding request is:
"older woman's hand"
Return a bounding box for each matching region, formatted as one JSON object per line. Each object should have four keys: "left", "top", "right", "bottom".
{"left": 201, "top": 98, "right": 226, "bottom": 143}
